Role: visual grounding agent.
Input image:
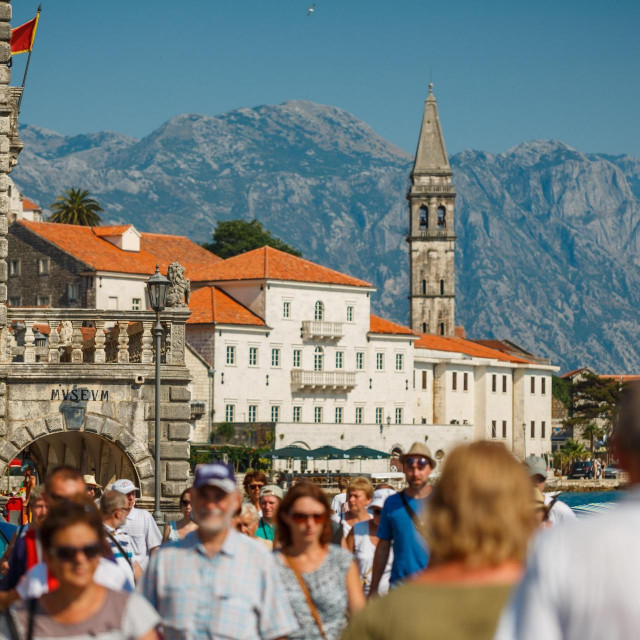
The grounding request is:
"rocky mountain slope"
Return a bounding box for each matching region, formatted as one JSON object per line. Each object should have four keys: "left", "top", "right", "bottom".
{"left": 10, "top": 102, "right": 640, "bottom": 373}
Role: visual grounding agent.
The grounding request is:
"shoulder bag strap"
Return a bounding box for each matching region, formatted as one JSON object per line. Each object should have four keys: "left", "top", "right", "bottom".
{"left": 283, "top": 555, "right": 328, "bottom": 640}
{"left": 4, "top": 609, "right": 20, "bottom": 640}
{"left": 400, "top": 490, "right": 424, "bottom": 530}
{"left": 105, "top": 530, "right": 133, "bottom": 569}
{"left": 24, "top": 599, "right": 36, "bottom": 640}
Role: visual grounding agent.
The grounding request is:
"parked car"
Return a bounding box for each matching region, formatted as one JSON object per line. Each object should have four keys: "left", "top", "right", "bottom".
{"left": 569, "top": 461, "right": 594, "bottom": 479}
{"left": 604, "top": 464, "right": 623, "bottom": 479}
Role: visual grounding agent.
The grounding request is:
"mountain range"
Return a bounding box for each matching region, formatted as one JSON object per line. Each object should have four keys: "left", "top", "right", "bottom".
{"left": 10, "top": 101, "right": 640, "bottom": 374}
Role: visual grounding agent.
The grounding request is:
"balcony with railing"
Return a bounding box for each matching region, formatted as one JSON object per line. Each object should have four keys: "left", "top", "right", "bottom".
{"left": 301, "top": 321, "right": 343, "bottom": 340}
{"left": 2, "top": 308, "right": 190, "bottom": 366}
{"left": 291, "top": 370, "right": 356, "bottom": 390}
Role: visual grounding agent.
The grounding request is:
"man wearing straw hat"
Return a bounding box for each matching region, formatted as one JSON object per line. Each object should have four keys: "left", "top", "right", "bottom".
{"left": 83, "top": 474, "right": 102, "bottom": 501}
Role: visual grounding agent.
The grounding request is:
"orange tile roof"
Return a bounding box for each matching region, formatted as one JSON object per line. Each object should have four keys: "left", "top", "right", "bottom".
{"left": 22, "top": 198, "right": 40, "bottom": 211}
{"left": 188, "top": 246, "right": 372, "bottom": 288}
{"left": 92, "top": 225, "right": 134, "bottom": 236}
{"left": 187, "top": 286, "right": 266, "bottom": 326}
{"left": 561, "top": 367, "right": 592, "bottom": 379}
{"left": 369, "top": 315, "right": 416, "bottom": 336}
{"left": 17, "top": 220, "right": 222, "bottom": 277}
{"left": 414, "top": 334, "right": 529, "bottom": 363}
{"left": 600, "top": 374, "right": 640, "bottom": 382}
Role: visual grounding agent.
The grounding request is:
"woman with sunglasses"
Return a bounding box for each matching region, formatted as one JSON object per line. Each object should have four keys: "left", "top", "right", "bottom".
{"left": 275, "top": 482, "right": 365, "bottom": 640}
{"left": 345, "top": 488, "right": 395, "bottom": 596}
{"left": 162, "top": 489, "right": 198, "bottom": 544}
{"left": 242, "top": 471, "right": 267, "bottom": 515}
{"left": 1, "top": 496, "right": 159, "bottom": 640}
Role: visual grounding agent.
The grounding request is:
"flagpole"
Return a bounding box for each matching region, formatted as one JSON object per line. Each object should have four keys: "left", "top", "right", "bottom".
{"left": 17, "top": 4, "right": 41, "bottom": 113}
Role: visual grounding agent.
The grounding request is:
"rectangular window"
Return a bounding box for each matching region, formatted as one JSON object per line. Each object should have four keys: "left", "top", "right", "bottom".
{"left": 283, "top": 301, "right": 291, "bottom": 318}
{"left": 422, "top": 371, "right": 427, "bottom": 390}
{"left": 492, "top": 374, "right": 497, "bottom": 393}
{"left": 292, "top": 349, "right": 301, "bottom": 368}
{"left": 530, "top": 421, "right": 535, "bottom": 438}
{"left": 395, "top": 353, "right": 404, "bottom": 371}
{"left": 541, "top": 421, "right": 546, "bottom": 438}
{"left": 226, "top": 345, "right": 236, "bottom": 365}
{"left": 375, "top": 407, "right": 383, "bottom": 424}
{"left": 38, "top": 258, "right": 50, "bottom": 275}
{"left": 395, "top": 407, "right": 403, "bottom": 424}
{"left": 8, "top": 297, "right": 20, "bottom": 307}
{"left": 271, "top": 348, "right": 280, "bottom": 367}
{"left": 502, "top": 375, "right": 507, "bottom": 393}
{"left": 355, "top": 407, "right": 363, "bottom": 424}
{"left": 37, "top": 295, "right": 50, "bottom": 307}
{"left": 491, "top": 420, "right": 497, "bottom": 439}
{"left": 335, "top": 407, "right": 343, "bottom": 424}
{"left": 66, "top": 285, "right": 78, "bottom": 303}
{"left": 248, "top": 405, "right": 257, "bottom": 423}
{"left": 531, "top": 377, "right": 535, "bottom": 394}
{"left": 356, "top": 352, "right": 364, "bottom": 370}
{"left": 9, "top": 259, "right": 19, "bottom": 277}
{"left": 271, "top": 406, "right": 280, "bottom": 423}
{"left": 346, "top": 306, "right": 354, "bottom": 322}
{"left": 452, "top": 372, "right": 457, "bottom": 391}
{"left": 293, "top": 406, "right": 302, "bottom": 423}
{"left": 335, "top": 351, "right": 344, "bottom": 369}
{"left": 502, "top": 420, "right": 507, "bottom": 438}
{"left": 463, "top": 372, "right": 468, "bottom": 391}
{"left": 376, "top": 353, "right": 384, "bottom": 370}
{"left": 249, "top": 347, "right": 258, "bottom": 366}
{"left": 225, "top": 404, "right": 235, "bottom": 422}
{"left": 131, "top": 297, "right": 141, "bottom": 311}
{"left": 314, "top": 407, "right": 323, "bottom": 424}
{"left": 541, "top": 377, "right": 546, "bottom": 395}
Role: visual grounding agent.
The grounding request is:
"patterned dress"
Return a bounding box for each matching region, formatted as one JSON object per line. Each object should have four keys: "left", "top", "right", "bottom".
{"left": 276, "top": 545, "right": 353, "bottom": 640}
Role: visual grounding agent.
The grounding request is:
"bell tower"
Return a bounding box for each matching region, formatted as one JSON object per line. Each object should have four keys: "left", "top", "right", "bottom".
{"left": 407, "top": 83, "right": 456, "bottom": 336}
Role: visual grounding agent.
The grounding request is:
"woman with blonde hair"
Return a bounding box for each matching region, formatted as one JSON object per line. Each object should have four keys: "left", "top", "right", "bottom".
{"left": 342, "top": 441, "right": 538, "bottom": 640}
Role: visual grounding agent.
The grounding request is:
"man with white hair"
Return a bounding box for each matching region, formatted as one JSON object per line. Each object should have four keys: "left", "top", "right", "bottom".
{"left": 139, "top": 462, "right": 298, "bottom": 639}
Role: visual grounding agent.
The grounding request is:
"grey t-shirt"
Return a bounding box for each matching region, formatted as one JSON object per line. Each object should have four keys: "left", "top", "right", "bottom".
{"left": 1, "top": 590, "right": 159, "bottom": 640}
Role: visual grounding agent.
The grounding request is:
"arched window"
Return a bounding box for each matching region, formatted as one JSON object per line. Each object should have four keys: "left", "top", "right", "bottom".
{"left": 440, "top": 279, "right": 445, "bottom": 295}
{"left": 314, "top": 346, "right": 324, "bottom": 371}
{"left": 314, "top": 301, "right": 324, "bottom": 321}
{"left": 419, "top": 205, "right": 428, "bottom": 229}
{"left": 437, "top": 206, "right": 446, "bottom": 228}
{"left": 422, "top": 322, "right": 427, "bottom": 334}
{"left": 439, "top": 322, "right": 445, "bottom": 336}
{"left": 421, "top": 279, "right": 427, "bottom": 295}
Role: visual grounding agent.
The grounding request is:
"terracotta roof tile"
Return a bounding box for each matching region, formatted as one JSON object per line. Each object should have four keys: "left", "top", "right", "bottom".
{"left": 189, "top": 246, "right": 371, "bottom": 288}
{"left": 17, "top": 220, "right": 222, "bottom": 277}
{"left": 369, "top": 315, "right": 416, "bottom": 336}
{"left": 92, "top": 225, "right": 134, "bottom": 236}
{"left": 600, "top": 374, "right": 640, "bottom": 382}
{"left": 22, "top": 198, "right": 40, "bottom": 211}
{"left": 414, "top": 334, "right": 529, "bottom": 363}
{"left": 561, "top": 367, "right": 592, "bottom": 379}
{"left": 187, "top": 286, "right": 265, "bottom": 326}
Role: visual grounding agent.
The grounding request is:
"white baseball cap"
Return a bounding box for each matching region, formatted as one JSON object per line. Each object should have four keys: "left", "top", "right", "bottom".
{"left": 110, "top": 479, "right": 139, "bottom": 495}
{"left": 369, "top": 488, "right": 396, "bottom": 510}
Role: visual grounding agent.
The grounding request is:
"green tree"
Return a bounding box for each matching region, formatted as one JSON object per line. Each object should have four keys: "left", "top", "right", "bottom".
{"left": 203, "top": 219, "right": 301, "bottom": 259}
{"left": 581, "top": 422, "right": 605, "bottom": 458}
{"left": 552, "top": 375, "right": 571, "bottom": 409}
{"left": 559, "top": 439, "right": 588, "bottom": 474}
{"left": 49, "top": 188, "right": 103, "bottom": 226}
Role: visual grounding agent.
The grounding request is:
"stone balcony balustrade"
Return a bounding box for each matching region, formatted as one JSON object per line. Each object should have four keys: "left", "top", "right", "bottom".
{"left": 2, "top": 308, "right": 190, "bottom": 366}
{"left": 291, "top": 369, "right": 356, "bottom": 390}
{"left": 301, "top": 320, "right": 343, "bottom": 340}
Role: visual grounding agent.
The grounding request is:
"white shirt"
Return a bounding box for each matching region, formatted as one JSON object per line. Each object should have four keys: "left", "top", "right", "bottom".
{"left": 494, "top": 488, "right": 638, "bottom": 640}
{"left": 123, "top": 507, "right": 162, "bottom": 571}
{"left": 330, "top": 492, "right": 347, "bottom": 523}
{"left": 544, "top": 493, "right": 578, "bottom": 527}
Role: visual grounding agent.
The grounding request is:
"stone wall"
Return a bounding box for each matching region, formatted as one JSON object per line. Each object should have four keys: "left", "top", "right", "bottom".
{"left": 185, "top": 344, "right": 212, "bottom": 442}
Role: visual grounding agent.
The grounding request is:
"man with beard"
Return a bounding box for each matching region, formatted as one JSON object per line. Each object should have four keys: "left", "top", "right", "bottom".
{"left": 139, "top": 462, "right": 298, "bottom": 640}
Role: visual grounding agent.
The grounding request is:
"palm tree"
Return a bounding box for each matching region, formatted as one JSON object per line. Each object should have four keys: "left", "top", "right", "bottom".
{"left": 559, "top": 439, "right": 588, "bottom": 475}
{"left": 581, "top": 422, "right": 605, "bottom": 458}
{"left": 49, "top": 188, "right": 103, "bottom": 226}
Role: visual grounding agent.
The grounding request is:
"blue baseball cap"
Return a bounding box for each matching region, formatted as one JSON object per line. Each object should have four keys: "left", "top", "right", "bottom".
{"left": 193, "top": 462, "right": 237, "bottom": 494}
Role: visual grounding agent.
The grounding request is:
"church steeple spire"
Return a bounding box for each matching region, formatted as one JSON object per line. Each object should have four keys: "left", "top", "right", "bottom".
{"left": 413, "top": 83, "right": 451, "bottom": 175}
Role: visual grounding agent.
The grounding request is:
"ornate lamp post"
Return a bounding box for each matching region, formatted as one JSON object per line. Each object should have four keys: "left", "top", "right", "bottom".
{"left": 147, "top": 265, "right": 170, "bottom": 525}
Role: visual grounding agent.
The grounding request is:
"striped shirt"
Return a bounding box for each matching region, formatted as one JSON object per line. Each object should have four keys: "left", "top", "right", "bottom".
{"left": 104, "top": 524, "right": 135, "bottom": 589}
{"left": 138, "top": 529, "right": 298, "bottom": 640}
{"left": 123, "top": 507, "right": 162, "bottom": 572}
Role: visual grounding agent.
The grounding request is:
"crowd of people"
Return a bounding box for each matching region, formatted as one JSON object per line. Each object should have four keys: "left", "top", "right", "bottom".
{"left": 0, "top": 382, "right": 637, "bottom": 639}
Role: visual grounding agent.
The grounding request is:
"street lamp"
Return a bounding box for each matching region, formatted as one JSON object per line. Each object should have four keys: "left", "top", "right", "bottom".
{"left": 147, "top": 264, "right": 170, "bottom": 525}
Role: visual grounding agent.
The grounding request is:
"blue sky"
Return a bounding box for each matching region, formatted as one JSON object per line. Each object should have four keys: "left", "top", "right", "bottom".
{"left": 10, "top": 0, "right": 640, "bottom": 157}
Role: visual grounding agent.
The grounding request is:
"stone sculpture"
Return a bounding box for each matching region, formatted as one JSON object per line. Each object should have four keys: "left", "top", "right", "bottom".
{"left": 165, "top": 262, "right": 190, "bottom": 308}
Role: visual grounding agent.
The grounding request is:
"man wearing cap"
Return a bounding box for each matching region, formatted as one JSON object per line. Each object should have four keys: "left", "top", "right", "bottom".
{"left": 139, "top": 462, "right": 298, "bottom": 640}
{"left": 111, "top": 478, "right": 162, "bottom": 572}
{"left": 524, "top": 455, "right": 576, "bottom": 527}
{"left": 369, "top": 442, "right": 434, "bottom": 596}
{"left": 255, "top": 485, "right": 282, "bottom": 544}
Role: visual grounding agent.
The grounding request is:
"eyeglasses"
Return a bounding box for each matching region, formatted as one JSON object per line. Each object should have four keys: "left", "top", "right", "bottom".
{"left": 181, "top": 500, "right": 191, "bottom": 507}
{"left": 51, "top": 543, "right": 102, "bottom": 562}
{"left": 404, "top": 456, "right": 430, "bottom": 469}
{"left": 291, "top": 512, "right": 326, "bottom": 524}
{"left": 248, "top": 484, "right": 264, "bottom": 490}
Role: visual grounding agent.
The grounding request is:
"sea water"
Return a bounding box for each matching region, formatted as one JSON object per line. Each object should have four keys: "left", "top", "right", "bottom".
{"left": 557, "top": 490, "right": 624, "bottom": 516}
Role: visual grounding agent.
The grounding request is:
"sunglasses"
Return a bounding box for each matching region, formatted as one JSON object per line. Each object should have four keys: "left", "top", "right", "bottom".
{"left": 248, "top": 484, "right": 264, "bottom": 490}
{"left": 181, "top": 500, "right": 191, "bottom": 507}
{"left": 51, "top": 543, "right": 102, "bottom": 562}
{"left": 405, "top": 456, "right": 430, "bottom": 469}
{"left": 291, "top": 512, "right": 326, "bottom": 524}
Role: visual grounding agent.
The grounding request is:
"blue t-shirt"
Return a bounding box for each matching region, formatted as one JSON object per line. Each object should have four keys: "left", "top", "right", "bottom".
{"left": 376, "top": 491, "right": 429, "bottom": 584}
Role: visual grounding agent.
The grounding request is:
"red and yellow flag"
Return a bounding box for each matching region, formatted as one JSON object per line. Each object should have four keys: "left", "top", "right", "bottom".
{"left": 11, "top": 14, "right": 39, "bottom": 55}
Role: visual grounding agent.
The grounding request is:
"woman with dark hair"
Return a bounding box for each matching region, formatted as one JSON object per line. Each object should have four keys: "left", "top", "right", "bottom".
{"left": 243, "top": 471, "right": 268, "bottom": 514}
{"left": 0, "top": 496, "right": 159, "bottom": 640}
{"left": 275, "top": 482, "right": 365, "bottom": 640}
{"left": 162, "top": 489, "right": 198, "bottom": 543}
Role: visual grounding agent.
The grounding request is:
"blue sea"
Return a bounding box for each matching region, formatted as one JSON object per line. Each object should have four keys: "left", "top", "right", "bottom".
{"left": 556, "top": 490, "right": 624, "bottom": 517}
